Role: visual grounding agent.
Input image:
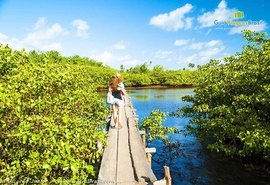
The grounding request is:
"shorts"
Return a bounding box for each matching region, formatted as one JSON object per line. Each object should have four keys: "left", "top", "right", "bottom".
{"left": 112, "top": 98, "right": 124, "bottom": 106}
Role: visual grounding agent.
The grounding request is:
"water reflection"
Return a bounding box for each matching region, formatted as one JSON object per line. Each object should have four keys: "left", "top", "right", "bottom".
{"left": 133, "top": 95, "right": 149, "bottom": 100}
{"left": 154, "top": 94, "right": 165, "bottom": 99}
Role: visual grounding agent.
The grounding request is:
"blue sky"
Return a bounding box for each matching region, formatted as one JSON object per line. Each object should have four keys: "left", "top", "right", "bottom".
{"left": 0, "top": 0, "right": 269, "bottom": 69}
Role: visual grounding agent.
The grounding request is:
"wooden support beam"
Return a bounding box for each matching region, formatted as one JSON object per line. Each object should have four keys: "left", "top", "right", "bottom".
{"left": 134, "top": 118, "right": 139, "bottom": 127}
{"left": 141, "top": 130, "right": 146, "bottom": 148}
{"left": 146, "top": 153, "right": 152, "bottom": 167}
{"left": 145, "top": 148, "right": 156, "bottom": 167}
{"left": 164, "top": 166, "right": 172, "bottom": 185}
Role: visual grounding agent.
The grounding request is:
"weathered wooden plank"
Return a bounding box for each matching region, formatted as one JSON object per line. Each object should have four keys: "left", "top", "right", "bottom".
{"left": 126, "top": 106, "right": 157, "bottom": 183}
{"left": 97, "top": 122, "right": 118, "bottom": 185}
{"left": 116, "top": 106, "right": 136, "bottom": 183}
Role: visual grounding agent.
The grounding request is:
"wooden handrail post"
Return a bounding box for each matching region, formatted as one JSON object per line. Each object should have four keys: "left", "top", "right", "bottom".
{"left": 164, "top": 166, "right": 172, "bottom": 185}
{"left": 134, "top": 118, "right": 138, "bottom": 127}
{"left": 145, "top": 148, "right": 156, "bottom": 168}
{"left": 146, "top": 153, "right": 152, "bottom": 167}
{"left": 139, "top": 130, "right": 146, "bottom": 148}
{"left": 142, "top": 129, "right": 146, "bottom": 148}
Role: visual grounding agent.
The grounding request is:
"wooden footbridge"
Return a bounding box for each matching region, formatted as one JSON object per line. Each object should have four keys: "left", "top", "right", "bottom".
{"left": 98, "top": 95, "right": 172, "bottom": 185}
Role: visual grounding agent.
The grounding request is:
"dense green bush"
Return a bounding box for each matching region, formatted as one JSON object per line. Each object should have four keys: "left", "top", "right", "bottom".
{"left": 27, "top": 50, "right": 116, "bottom": 88}
{"left": 176, "top": 31, "right": 270, "bottom": 161}
{"left": 0, "top": 44, "right": 109, "bottom": 183}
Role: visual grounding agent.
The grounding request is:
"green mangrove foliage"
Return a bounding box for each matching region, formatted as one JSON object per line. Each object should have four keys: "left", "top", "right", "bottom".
{"left": 27, "top": 50, "right": 116, "bottom": 88}
{"left": 140, "top": 110, "right": 178, "bottom": 145}
{"left": 0, "top": 45, "right": 111, "bottom": 182}
{"left": 122, "top": 63, "right": 197, "bottom": 87}
{"left": 176, "top": 31, "right": 270, "bottom": 161}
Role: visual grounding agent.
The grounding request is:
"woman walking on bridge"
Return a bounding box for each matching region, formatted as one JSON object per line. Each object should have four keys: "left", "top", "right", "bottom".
{"left": 107, "top": 76, "right": 126, "bottom": 129}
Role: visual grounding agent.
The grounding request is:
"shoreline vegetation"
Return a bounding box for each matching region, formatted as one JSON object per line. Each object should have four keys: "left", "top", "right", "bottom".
{"left": 174, "top": 31, "right": 270, "bottom": 172}
{"left": 97, "top": 84, "right": 196, "bottom": 91}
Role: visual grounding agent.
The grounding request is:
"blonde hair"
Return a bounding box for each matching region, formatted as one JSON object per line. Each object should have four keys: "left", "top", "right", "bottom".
{"left": 118, "top": 76, "right": 124, "bottom": 83}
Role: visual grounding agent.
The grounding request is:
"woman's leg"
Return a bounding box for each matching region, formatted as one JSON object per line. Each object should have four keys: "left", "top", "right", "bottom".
{"left": 112, "top": 104, "right": 117, "bottom": 127}
{"left": 118, "top": 105, "right": 122, "bottom": 129}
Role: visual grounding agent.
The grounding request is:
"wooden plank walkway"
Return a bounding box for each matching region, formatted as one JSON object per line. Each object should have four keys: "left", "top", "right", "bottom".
{"left": 98, "top": 95, "right": 159, "bottom": 185}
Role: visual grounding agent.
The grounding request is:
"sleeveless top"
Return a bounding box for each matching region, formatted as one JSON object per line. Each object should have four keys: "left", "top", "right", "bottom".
{"left": 112, "top": 90, "right": 122, "bottom": 100}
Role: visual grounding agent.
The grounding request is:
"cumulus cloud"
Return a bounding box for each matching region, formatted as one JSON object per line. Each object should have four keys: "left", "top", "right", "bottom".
{"left": 0, "top": 32, "right": 8, "bottom": 40}
{"left": 90, "top": 51, "right": 141, "bottom": 69}
{"left": 0, "top": 17, "right": 68, "bottom": 52}
{"left": 113, "top": 40, "right": 126, "bottom": 50}
{"left": 190, "top": 40, "right": 222, "bottom": 50}
{"left": 149, "top": 4, "right": 194, "bottom": 31}
{"left": 25, "top": 23, "right": 68, "bottom": 44}
{"left": 72, "top": 19, "right": 90, "bottom": 37}
{"left": 40, "top": 42, "right": 62, "bottom": 51}
{"left": 178, "top": 39, "right": 225, "bottom": 66}
{"left": 198, "top": 0, "right": 236, "bottom": 28}
{"left": 174, "top": 39, "right": 190, "bottom": 46}
{"left": 34, "top": 17, "right": 46, "bottom": 30}
{"left": 229, "top": 21, "right": 267, "bottom": 34}
{"left": 154, "top": 50, "right": 173, "bottom": 59}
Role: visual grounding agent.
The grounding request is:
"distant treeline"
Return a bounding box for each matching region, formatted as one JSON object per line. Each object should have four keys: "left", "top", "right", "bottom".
{"left": 28, "top": 50, "right": 198, "bottom": 88}
{"left": 120, "top": 62, "right": 197, "bottom": 87}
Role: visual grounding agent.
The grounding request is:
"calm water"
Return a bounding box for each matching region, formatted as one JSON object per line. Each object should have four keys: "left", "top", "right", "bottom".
{"left": 99, "top": 88, "right": 270, "bottom": 185}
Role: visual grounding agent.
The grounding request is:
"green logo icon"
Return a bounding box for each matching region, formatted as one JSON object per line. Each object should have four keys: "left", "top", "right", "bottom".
{"left": 230, "top": 11, "right": 244, "bottom": 19}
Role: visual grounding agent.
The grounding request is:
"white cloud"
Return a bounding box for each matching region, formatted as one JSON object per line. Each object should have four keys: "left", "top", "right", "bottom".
{"left": 0, "top": 18, "right": 69, "bottom": 52}
{"left": 0, "top": 34, "right": 33, "bottom": 51}
{"left": 174, "top": 39, "right": 190, "bottom": 46}
{"left": 90, "top": 51, "right": 141, "bottom": 69}
{"left": 190, "top": 40, "right": 222, "bottom": 50}
{"left": 199, "top": 47, "right": 223, "bottom": 58}
{"left": 34, "top": 17, "right": 46, "bottom": 30}
{"left": 113, "top": 40, "right": 126, "bottom": 50}
{"left": 72, "top": 19, "right": 90, "bottom": 37}
{"left": 185, "top": 17, "right": 193, "bottom": 29}
{"left": 155, "top": 50, "right": 173, "bottom": 58}
{"left": 92, "top": 51, "right": 113, "bottom": 64}
{"left": 149, "top": 4, "right": 194, "bottom": 31}
{"left": 229, "top": 21, "right": 267, "bottom": 34}
{"left": 25, "top": 23, "right": 68, "bottom": 44}
{"left": 177, "top": 39, "right": 225, "bottom": 66}
{"left": 198, "top": 0, "right": 236, "bottom": 28}
{"left": 40, "top": 42, "right": 62, "bottom": 51}
{"left": 205, "top": 29, "right": 212, "bottom": 35}
{"left": 0, "top": 32, "right": 8, "bottom": 40}
{"left": 178, "top": 54, "right": 197, "bottom": 65}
